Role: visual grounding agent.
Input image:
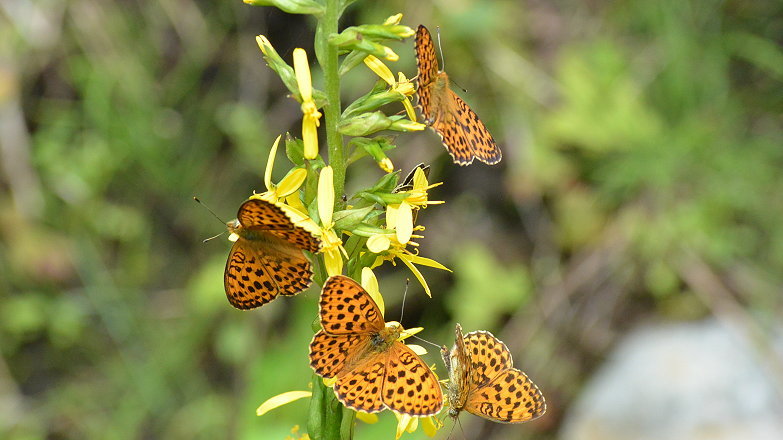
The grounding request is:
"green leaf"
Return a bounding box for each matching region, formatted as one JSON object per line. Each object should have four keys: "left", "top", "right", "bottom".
{"left": 244, "top": 0, "right": 324, "bottom": 15}
{"left": 337, "top": 111, "right": 393, "bottom": 136}
{"left": 332, "top": 205, "right": 375, "bottom": 231}
{"left": 285, "top": 133, "right": 305, "bottom": 166}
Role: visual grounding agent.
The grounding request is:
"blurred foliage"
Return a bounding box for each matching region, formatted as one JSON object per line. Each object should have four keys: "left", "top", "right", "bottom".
{"left": 1, "top": 0, "right": 781, "bottom": 439}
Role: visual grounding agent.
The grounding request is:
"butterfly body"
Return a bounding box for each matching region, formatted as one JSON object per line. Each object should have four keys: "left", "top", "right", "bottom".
{"left": 223, "top": 198, "right": 321, "bottom": 310}
{"left": 415, "top": 25, "right": 502, "bottom": 166}
{"left": 309, "top": 276, "right": 443, "bottom": 416}
{"left": 442, "top": 324, "right": 546, "bottom": 423}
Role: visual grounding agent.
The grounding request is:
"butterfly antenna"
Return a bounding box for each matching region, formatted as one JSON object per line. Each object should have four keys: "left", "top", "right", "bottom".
{"left": 399, "top": 278, "right": 410, "bottom": 324}
{"left": 193, "top": 196, "right": 227, "bottom": 225}
{"left": 457, "top": 416, "right": 467, "bottom": 440}
{"left": 202, "top": 231, "right": 226, "bottom": 243}
{"left": 436, "top": 26, "right": 446, "bottom": 72}
{"left": 444, "top": 415, "right": 458, "bottom": 440}
{"left": 411, "top": 334, "right": 442, "bottom": 350}
{"left": 451, "top": 79, "right": 468, "bottom": 94}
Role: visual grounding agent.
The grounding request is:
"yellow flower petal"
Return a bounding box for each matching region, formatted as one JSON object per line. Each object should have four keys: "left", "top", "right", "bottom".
{"left": 395, "top": 414, "right": 413, "bottom": 439}
{"left": 367, "top": 234, "right": 391, "bottom": 253}
{"left": 364, "top": 55, "right": 395, "bottom": 85}
{"left": 228, "top": 232, "right": 240, "bottom": 242}
{"left": 361, "top": 267, "right": 384, "bottom": 317}
{"left": 302, "top": 115, "right": 319, "bottom": 160}
{"left": 255, "top": 35, "right": 272, "bottom": 56}
{"left": 355, "top": 412, "right": 379, "bottom": 424}
{"left": 398, "top": 326, "right": 423, "bottom": 340}
{"left": 276, "top": 168, "right": 307, "bottom": 197}
{"left": 379, "top": 157, "right": 394, "bottom": 173}
{"left": 412, "top": 167, "right": 427, "bottom": 189}
{"left": 395, "top": 72, "right": 415, "bottom": 96}
{"left": 407, "top": 344, "right": 427, "bottom": 356}
{"left": 394, "top": 120, "right": 426, "bottom": 131}
{"left": 256, "top": 391, "right": 312, "bottom": 416}
{"left": 384, "top": 13, "right": 402, "bottom": 25}
{"left": 293, "top": 48, "right": 312, "bottom": 101}
{"left": 285, "top": 192, "right": 308, "bottom": 215}
{"left": 422, "top": 416, "right": 441, "bottom": 437}
{"left": 386, "top": 204, "right": 399, "bottom": 230}
{"left": 318, "top": 166, "right": 334, "bottom": 226}
{"left": 405, "top": 254, "right": 451, "bottom": 271}
{"left": 396, "top": 201, "right": 413, "bottom": 245}
{"left": 324, "top": 248, "right": 343, "bottom": 276}
{"left": 398, "top": 255, "right": 431, "bottom": 297}
{"left": 323, "top": 377, "right": 338, "bottom": 387}
{"left": 384, "top": 47, "right": 399, "bottom": 62}
{"left": 264, "top": 135, "right": 282, "bottom": 191}
{"left": 402, "top": 98, "right": 417, "bottom": 122}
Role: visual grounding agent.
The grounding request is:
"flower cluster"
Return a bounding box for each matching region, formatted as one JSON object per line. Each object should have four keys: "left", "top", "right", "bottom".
{"left": 230, "top": 4, "right": 457, "bottom": 440}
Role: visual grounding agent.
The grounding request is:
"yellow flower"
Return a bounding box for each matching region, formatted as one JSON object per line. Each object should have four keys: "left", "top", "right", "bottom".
{"left": 253, "top": 134, "right": 307, "bottom": 203}
{"left": 385, "top": 167, "right": 444, "bottom": 243}
{"left": 285, "top": 425, "right": 310, "bottom": 440}
{"left": 365, "top": 167, "right": 449, "bottom": 296}
{"left": 364, "top": 55, "right": 418, "bottom": 122}
{"left": 399, "top": 167, "right": 443, "bottom": 209}
{"left": 279, "top": 166, "right": 346, "bottom": 275}
{"left": 361, "top": 267, "right": 385, "bottom": 315}
{"left": 366, "top": 231, "right": 450, "bottom": 297}
{"left": 293, "top": 48, "right": 321, "bottom": 160}
{"left": 379, "top": 157, "right": 394, "bottom": 173}
{"left": 394, "top": 412, "right": 443, "bottom": 438}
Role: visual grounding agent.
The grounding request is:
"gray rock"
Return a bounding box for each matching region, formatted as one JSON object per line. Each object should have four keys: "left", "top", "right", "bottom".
{"left": 560, "top": 319, "right": 783, "bottom": 440}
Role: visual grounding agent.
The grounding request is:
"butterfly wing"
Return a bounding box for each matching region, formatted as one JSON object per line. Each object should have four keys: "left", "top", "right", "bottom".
{"left": 442, "top": 324, "right": 471, "bottom": 416}
{"left": 415, "top": 25, "right": 439, "bottom": 115}
{"left": 311, "top": 276, "right": 387, "bottom": 413}
{"left": 237, "top": 199, "right": 321, "bottom": 253}
{"left": 381, "top": 342, "right": 444, "bottom": 416}
{"left": 431, "top": 90, "right": 502, "bottom": 166}
{"left": 463, "top": 368, "right": 546, "bottom": 423}
{"left": 461, "top": 330, "right": 545, "bottom": 423}
{"left": 462, "top": 330, "right": 513, "bottom": 386}
{"left": 224, "top": 239, "right": 314, "bottom": 309}
{"left": 309, "top": 332, "right": 369, "bottom": 378}
{"left": 223, "top": 199, "right": 318, "bottom": 310}
{"left": 310, "top": 276, "right": 385, "bottom": 379}
{"left": 317, "top": 275, "right": 385, "bottom": 335}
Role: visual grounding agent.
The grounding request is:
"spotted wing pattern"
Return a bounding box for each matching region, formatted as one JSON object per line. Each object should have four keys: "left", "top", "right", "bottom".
{"left": 443, "top": 324, "right": 546, "bottom": 423}
{"left": 414, "top": 25, "right": 439, "bottom": 119}
{"left": 236, "top": 199, "right": 320, "bottom": 253}
{"left": 223, "top": 199, "right": 321, "bottom": 310}
{"left": 379, "top": 343, "right": 443, "bottom": 415}
{"left": 414, "top": 25, "right": 502, "bottom": 166}
{"left": 309, "top": 275, "right": 444, "bottom": 416}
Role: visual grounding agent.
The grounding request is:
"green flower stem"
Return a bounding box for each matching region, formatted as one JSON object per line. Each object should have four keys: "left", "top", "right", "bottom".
{"left": 308, "top": 374, "right": 344, "bottom": 440}
{"left": 310, "top": 4, "right": 348, "bottom": 439}
{"left": 322, "top": 0, "right": 345, "bottom": 200}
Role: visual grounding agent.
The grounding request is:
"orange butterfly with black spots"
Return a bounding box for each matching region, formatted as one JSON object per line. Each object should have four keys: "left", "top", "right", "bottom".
{"left": 309, "top": 275, "right": 443, "bottom": 416}
{"left": 415, "top": 25, "right": 502, "bottom": 166}
{"left": 224, "top": 198, "right": 321, "bottom": 310}
{"left": 441, "top": 324, "right": 545, "bottom": 423}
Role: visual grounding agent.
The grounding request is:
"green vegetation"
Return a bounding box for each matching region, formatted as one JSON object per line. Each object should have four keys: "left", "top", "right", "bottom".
{"left": 1, "top": 1, "right": 781, "bottom": 439}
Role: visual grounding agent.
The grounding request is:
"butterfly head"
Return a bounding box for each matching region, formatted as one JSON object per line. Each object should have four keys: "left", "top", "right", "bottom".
{"left": 226, "top": 218, "right": 242, "bottom": 240}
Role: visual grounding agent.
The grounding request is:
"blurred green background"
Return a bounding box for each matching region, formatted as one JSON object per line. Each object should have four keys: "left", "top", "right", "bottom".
{"left": 2, "top": 0, "right": 782, "bottom": 439}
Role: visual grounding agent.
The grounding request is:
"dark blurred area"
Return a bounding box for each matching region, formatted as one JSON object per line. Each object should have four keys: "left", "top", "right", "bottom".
{"left": 1, "top": 0, "right": 782, "bottom": 439}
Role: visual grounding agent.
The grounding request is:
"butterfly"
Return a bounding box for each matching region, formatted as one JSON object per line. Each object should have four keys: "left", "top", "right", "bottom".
{"left": 441, "top": 323, "right": 546, "bottom": 423}
{"left": 414, "top": 25, "right": 502, "bottom": 166}
{"left": 309, "top": 275, "right": 444, "bottom": 416}
{"left": 224, "top": 198, "right": 321, "bottom": 310}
